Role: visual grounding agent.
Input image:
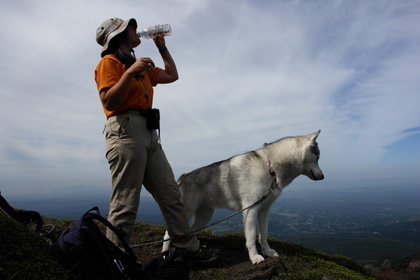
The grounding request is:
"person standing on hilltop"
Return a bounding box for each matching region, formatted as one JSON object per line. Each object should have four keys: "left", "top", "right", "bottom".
{"left": 94, "top": 17, "right": 219, "bottom": 264}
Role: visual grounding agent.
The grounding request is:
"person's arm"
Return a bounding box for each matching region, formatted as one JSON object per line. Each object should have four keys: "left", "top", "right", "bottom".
{"left": 100, "top": 57, "right": 155, "bottom": 111}
{"left": 154, "top": 37, "right": 179, "bottom": 84}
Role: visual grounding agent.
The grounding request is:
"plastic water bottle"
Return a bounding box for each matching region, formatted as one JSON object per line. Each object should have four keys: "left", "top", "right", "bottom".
{"left": 137, "top": 24, "right": 172, "bottom": 39}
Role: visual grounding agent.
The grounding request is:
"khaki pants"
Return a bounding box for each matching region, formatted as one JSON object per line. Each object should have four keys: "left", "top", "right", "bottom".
{"left": 104, "top": 110, "right": 199, "bottom": 252}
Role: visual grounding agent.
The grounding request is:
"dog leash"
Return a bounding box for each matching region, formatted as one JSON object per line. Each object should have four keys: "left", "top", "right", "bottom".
{"left": 131, "top": 161, "right": 277, "bottom": 248}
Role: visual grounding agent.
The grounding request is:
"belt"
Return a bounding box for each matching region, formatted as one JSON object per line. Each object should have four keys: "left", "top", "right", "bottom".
{"left": 124, "top": 109, "right": 149, "bottom": 117}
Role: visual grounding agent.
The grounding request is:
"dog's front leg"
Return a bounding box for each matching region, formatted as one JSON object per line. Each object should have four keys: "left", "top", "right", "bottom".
{"left": 257, "top": 205, "right": 279, "bottom": 258}
{"left": 162, "top": 230, "right": 171, "bottom": 252}
{"left": 243, "top": 209, "right": 265, "bottom": 264}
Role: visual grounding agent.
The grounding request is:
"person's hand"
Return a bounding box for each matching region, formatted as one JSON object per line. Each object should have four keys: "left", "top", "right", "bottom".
{"left": 128, "top": 57, "right": 155, "bottom": 75}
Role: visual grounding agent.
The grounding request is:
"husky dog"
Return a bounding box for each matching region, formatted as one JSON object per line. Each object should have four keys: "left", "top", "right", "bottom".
{"left": 163, "top": 130, "right": 324, "bottom": 264}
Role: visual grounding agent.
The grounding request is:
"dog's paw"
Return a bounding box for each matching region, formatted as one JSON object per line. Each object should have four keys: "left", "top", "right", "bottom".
{"left": 250, "top": 254, "right": 265, "bottom": 264}
{"left": 263, "top": 248, "right": 279, "bottom": 257}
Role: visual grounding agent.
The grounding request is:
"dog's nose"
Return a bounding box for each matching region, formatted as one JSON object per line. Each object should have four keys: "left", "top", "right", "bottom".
{"left": 310, "top": 170, "right": 324, "bottom": 181}
{"left": 312, "top": 170, "right": 324, "bottom": 180}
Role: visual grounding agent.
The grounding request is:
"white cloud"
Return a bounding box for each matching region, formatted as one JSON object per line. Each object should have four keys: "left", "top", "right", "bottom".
{"left": 1, "top": 0, "right": 419, "bottom": 197}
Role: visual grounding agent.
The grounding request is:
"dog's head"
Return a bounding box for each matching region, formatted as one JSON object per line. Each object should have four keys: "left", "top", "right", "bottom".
{"left": 301, "top": 130, "right": 324, "bottom": 181}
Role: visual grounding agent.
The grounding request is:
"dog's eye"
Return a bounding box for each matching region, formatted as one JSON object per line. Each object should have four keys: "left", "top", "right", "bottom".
{"left": 310, "top": 145, "right": 319, "bottom": 155}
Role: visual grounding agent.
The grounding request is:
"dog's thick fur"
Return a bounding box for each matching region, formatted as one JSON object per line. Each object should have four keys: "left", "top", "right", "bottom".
{"left": 163, "top": 130, "right": 324, "bottom": 264}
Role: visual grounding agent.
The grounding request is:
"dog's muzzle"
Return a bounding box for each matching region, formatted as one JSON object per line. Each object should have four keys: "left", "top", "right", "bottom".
{"left": 311, "top": 170, "right": 324, "bottom": 180}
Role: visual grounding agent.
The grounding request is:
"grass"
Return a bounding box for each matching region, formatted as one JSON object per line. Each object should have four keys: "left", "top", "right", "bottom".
{"left": 0, "top": 214, "right": 379, "bottom": 280}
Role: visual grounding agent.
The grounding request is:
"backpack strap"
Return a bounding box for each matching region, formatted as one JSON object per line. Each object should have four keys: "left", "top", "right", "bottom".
{"left": 0, "top": 191, "right": 15, "bottom": 217}
{"left": 83, "top": 207, "right": 135, "bottom": 256}
{"left": 0, "top": 191, "right": 44, "bottom": 232}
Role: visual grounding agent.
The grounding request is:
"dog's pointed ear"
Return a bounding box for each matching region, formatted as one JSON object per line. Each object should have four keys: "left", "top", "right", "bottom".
{"left": 308, "top": 130, "right": 321, "bottom": 142}
{"left": 302, "top": 130, "right": 320, "bottom": 147}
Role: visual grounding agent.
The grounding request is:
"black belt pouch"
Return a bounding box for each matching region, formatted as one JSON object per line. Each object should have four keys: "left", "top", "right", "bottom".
{"left": 146, "top": 108, "right": 160, "bottom": 130}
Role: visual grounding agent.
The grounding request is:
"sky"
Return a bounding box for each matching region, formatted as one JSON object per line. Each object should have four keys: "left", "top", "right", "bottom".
{"left": 1, "top": 0, "right": 419, "bottom": 199}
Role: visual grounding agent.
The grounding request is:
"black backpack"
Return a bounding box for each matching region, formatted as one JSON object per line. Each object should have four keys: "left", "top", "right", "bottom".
{"left": 0, "top": 191, "right": 43, "bottom": 232}
{"left": 48, "top": 207, "right": 189, "bottom": 280}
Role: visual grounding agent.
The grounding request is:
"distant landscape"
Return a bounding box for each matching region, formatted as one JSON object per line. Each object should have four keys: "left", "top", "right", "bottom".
{"left": 9, "top": 184, "right": 420, "bottom": 267}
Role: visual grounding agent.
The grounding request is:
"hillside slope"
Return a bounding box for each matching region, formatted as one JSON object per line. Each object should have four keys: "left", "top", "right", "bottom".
{"left": 1, "top": 214, "right": 377, "bottom": 280}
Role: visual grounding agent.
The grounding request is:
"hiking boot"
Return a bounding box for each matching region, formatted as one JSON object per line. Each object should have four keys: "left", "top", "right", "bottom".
{"left": 181, "top": 245, "right": 220, "bottom": 265}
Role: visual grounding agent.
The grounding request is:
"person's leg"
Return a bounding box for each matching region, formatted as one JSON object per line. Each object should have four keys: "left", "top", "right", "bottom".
{"left": 143, "top": 132, "right": 219, "bottom": 264}
{"left": 105, "top": 113, "right": 149, "bottom": 249}
{"left": 143, "top": 132, "right": 200, "bottom": 252}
